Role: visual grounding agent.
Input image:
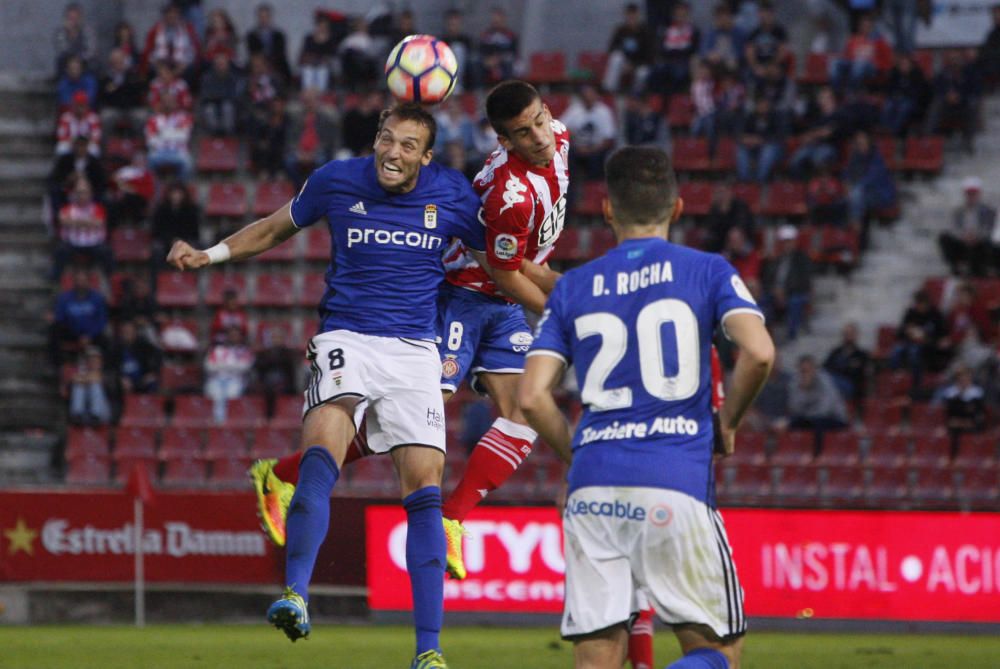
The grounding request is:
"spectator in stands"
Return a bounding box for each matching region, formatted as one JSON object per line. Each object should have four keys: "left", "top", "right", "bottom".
{"left": 788, "top": 354, "right": 850, "bottom": 448}
{"left": 623, "top": 94, "right": 670, "bottom": 149}
{"left": 925, "top": 49, "right": 980, "bottom": 153}
{"left": 891, "top": 289, "right": 951, "bottom": 391}
{"left": 251, "top": 96, "right": 288, "bottom": 179}
{"left": 202, "top": 8, "right": 238, "bottom": 65}
{"left": 753, "top": 59, "right": 797, "bottom": 121}
{"left": 471, "top": 116, "right": 499, "bottom": 167}
{"left": 978, "top": 5, "right": 1000, "bottom": 85}
{"left": 806, "top": 163, "right": 848, "bottom": 227}
{"left": 603, "top": 3, "right": 654, "bottom": 95}
{"left": 690, "top": 60, "right": 717, "bottom": 141}
{"left": 151, "top": 181, "right": 200, "bottom": 260}
{"left": 338, "top": 18, "right": 379, "bottom": 90}
{"left": 843, "top": 130, "right": 896, "bottom": 236}
{"left": 67, "top": 346, "right": 112, "bottom": 426}
{"left": 940, "top": 365, "right": 987, "bottom": 449}
{"left": 56, "top": 91, "right": 101, "bottom": 157}
{"left": 746, "top": 351, "right": 791, "bottom": 433}
{"left": 478, "top": 7, "right": 519, "bottom": 87}
{"left": 711, "top": 67, "right": 746, "bottom": 140}
{"left": 199, "top": 50, "right": 242, "bottom": 136}
{"left": 650, "top": 1, "right": 699, "bottom": 94}
{"left": 112, "top": 274, "right": 161, "bottom": 341}
{"left": 823, "top": 322, "right": 871, "bottom": 405}
{"left": 54, "top": 2, "right": 96, "bottom": 75}
{"left": 940, "top": 177, "right": 996, "bottom": 277}
{"left": 106, "top": 151, "right": 155, "bottom": 228}
{"left": 246, "top": 3, "right": 291, "bottom": 82}
{"left": 246, "top": 53, "right": 284, "bottom": 133}
{"left": 148, "top": 59, "right": 193, "bottom": 113}
{"left": 210, "top": 288, "right": 249, "bottom": 345}
{"left": 745, "top": 0, "right": 789, "bottom": 81}
{"left": 433, "top": 99, "right": 475, "bottom": 156}
{"left": 99, "top": 48, "right": 147, "bottom": 133}
{"left": 204, "top": 325, "right": 255, "bottom": 424}
{"left": 141, "top": 2, "right": 201, "bottom": 79}
{"left": 145, "top": 92, "right": 193, "bottom": 180}
{"left": 945, "top": 282, "right": 994, "bottom": 373}
{"left": 700, "top": 2, "right": 745, "bottom": 72}
{"left": 881, "top": 53, "right": 930, "bottom": 137}
{"left": 385, "top": 9, "right": 417, "bottom": 47}
{"left": 789, "top": 87, "right": 846, "bottom": 175}
{"left": 298, "top": 12, "right": 338, "bottom": 92}
{"left": 57, "top": 55, "right": 97, "bottom": 109}
{"left": 830, "top": 13, "right": 893, "bottom": 92}
{"left": 736, "top": 95, "right": 784, "bottom": 183}
{"left": 442, "top": 9, "right": 473, "bottom": 93}
{"left": 704, "top": 180, "right": 756, "bottom": 253}
{"left": 49, "top": 268, "right": 108, "bottom": 364}
{"left": 885, "top": 0, "right": 919, "bottom": 54}
{"left": 562, "top": 85, "right": 617, "bottom": 179}
{"left": 720, "top": 226, "right": 762, "bottom": 297}
{"left": 285, "top": 88, "right": 337, "bottom": 185}
{"left": 340, "top": 90, "right": 383, "bottom": 157}
{"left": 50, "top": 136, "right": 106, "bottom": 212}
{"left": 442, "top": 141, "right": 477, "bottom": 181}
{"left": 112, "top": 21, "right": 140, "bottom": 70}
{"left": 109, "top": 319, "right": 162, "bottom": 395}
{"left": 254, "top": 326, "right": 298, "bottom": 416}
{"left": 762, "top": 224, "right": 812, "bottom": 341}
{"left": 52, "top": 178, "right": 112, "bottom": 280}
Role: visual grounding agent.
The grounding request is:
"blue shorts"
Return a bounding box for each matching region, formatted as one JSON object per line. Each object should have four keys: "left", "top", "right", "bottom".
{"left": 436, "top": 283, "right": 533, "bottom": 393}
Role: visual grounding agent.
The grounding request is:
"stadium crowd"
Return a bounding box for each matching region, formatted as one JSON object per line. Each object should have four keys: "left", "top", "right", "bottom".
{"left": 50, "top": 0, "right": 999, "bottom": 508}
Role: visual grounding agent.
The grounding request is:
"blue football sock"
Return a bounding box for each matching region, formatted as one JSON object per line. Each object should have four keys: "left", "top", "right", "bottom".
{"left": 284, "top": 446, "right": 339, "bottom": 602}
{"left": 665, "top": 647, "right": 730, "bottom": 669}
{"left": 403, "top": 485, "right": 445, "bottom": 655}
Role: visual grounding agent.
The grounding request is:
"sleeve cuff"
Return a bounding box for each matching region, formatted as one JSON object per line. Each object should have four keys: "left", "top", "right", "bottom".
{"left": 526, "top": 349, "right": 568, "bottom": 365}
{"left": 720, "top": 308, "right": 765, "bottom": 341}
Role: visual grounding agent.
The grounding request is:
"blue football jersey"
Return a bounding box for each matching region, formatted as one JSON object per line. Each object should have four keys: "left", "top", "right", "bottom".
{"left": 529, "top": 237, "right": 763, "bottom": 504}
{"left": 290, "top": 156, "right": 486, "bottom": 339}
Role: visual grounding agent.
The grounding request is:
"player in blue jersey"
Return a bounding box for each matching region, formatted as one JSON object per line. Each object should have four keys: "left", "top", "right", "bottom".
{"left": 519, "top": 146, "right": 774, "bottom": 669}
{"left": 167, "top": 103, "right": 483, "bottom": 669}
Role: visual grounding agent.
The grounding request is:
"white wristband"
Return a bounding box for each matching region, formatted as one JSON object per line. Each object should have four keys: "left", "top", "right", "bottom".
{"left": 205, "top": 243, "right": 231, "bottom": 264}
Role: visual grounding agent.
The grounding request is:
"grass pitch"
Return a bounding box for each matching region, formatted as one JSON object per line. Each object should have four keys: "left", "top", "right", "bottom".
{"left": 0, "top": 624, "right": 998, "bottom": 668}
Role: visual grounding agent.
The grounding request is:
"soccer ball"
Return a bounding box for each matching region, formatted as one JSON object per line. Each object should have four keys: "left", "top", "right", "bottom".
{"left": 385, "top": 34, "right": 458, "bottom": 105}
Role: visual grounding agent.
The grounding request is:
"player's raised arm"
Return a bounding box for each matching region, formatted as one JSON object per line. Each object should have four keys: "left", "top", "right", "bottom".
{"left": 718, "top": 312, "right": 775, "bottom": 456}
{"left": 166, "top": 201, "right": 299, "bottom": 270}
{"left": 518, "top": 353, "right": 573, "bottom": 464}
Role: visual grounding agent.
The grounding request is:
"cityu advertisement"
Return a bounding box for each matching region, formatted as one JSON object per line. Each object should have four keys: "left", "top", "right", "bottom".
{"left": 367, "top": 506, "right": 1000, "bottom": 622}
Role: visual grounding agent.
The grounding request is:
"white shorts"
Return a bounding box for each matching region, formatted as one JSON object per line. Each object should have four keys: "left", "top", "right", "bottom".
{"left": 303, "top": 330, "right": 446, "bottom": 454}
{"left": 561, "top": 487, "right": 746, "bottom": 640}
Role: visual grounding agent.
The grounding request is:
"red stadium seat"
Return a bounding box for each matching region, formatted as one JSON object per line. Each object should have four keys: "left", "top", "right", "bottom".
{"left": 208, "top": 455, "right": 253, "bottom": 485}
{"left": 458, "top": 92, "right": 480, "bottom": 118}
{"left": 874, "top": 324, "right": 898, "bottom": 360}
{"left": 119, "top": 394, "right": 166, "bottom": 428}
{"left": 161, "top": 453, "right": 206, "bottom": 486}
{"left": 345, "top": 456, "right": 396, "bottom": 496}
{"left": 771, "top": 431, "right": 816, "bottom": 466}
{"left": 549, "top": 226, "right": 582, "bottom": 262}
{"left": 159, "top": 427, "right": 204, "bottom": 457}
{"left": 252, "top": 427, "right": 297, "bottom": 458}
{"left": 671, "top": 137, "right": 711, "bottom": 173}
{"left": 955, "top": 465, "right": 999, "bottom": 509}
{"left": 677, "top": 181, "right": 713, "bottom": 217}
{"left": 816, "top": 225, "right": 859, "bottom": 267}
{"left": 730, "top": 182, "right": 761, "bottom": 214}
{"left": 874, "top": 371, "right": 913, "bottom": 399}
{"left": 542, "top": 93, "right": 571, "bottom": 120}
{"left": 864, "top": 431, "right": 909, "bottom": 467}
{"left": 66, "top": 453, "right": 111, "bottom": 484}
{"left": 257, "top": 239, "right": 298, "bottom": 263}
{"left": 270, "top": 395, "right": 302, "bottom": 430}
{"left": 573, "top": 180, "right": 608, "bottom": 217}
{"left": 913, "top": 49, "right": 935, "bottom": 77}
{"left": 254, "top": 319, "right": 294, "bottom": 349}
{"left": 775, "top": 465, "right": 821, "bottom": 506}
{"left": 726, "top": 463, "right": 773, "bottom": 503}
{"left": 110, "top": 227, "right": 152, "bottom": 263}
{"left": 761, "top": 181, "right": 808, "bottom": 218}
{"left": 112, "top": 427, "right": 158, "bottom": 482}
{"left": 304, "top": 225, "right": 332, "bottom": 262}
{"left": 105, "top": 136, "right": 142, "bottom": 165}
{"left": 66, "top": 426, "right": 110, "bottom": 458}
{"left": 666, "top": 94, "right": 695, "bottom": 129}
{"left": 225, "top": 396, "right": 267, "bottom": 429}
{"left": 204, "top": 428, "right": 250, "bottom": 458}
{"left": 576, "top": 51, "right": 609, "bottom": 81}
{"left": 527, "top": 51, "right": 567, "bottom": 84}
{"left": 301, "top": 273, "right": 328, "bottom": 307}
{"left": 875, "top": 136, "right": 899, "bottom": 171}
{"left": 909, "top": 466, "right": 956, "bottom": 507}
{"left": 587, "top": 227, "right": 617, "bottom": 259}
{"left": 815, "top": 431, "right": 861, "bottom": 467}
{"left": 907, "top": 402, "right": 946, "bottom": 432}
{"left": 820, "top": 465, "right": 865, "bottom": 507}
{"left": 205, "top": 181, "right": 248, "bottom": 219}
{"left": 902, "top": 136, "right": 944, "bottom": 174}
{"left": 204, "top": 272, "right": 248, "bottom": 306}
{"left": 156, "top": 271, "right": 199, "bottom": 308}
{"left": 908, "top": 433, "right": 951, "bottom": 467}
{"left": 863, "top": 464, "right": 909, "bottom": 507}
{"left": 711, "top": 138, "right": 737, "bottom": 172}
{"left": 253, "top": 273, "right": 298, "bottom": 307}
{"left": 252, "top": 180, "right": 294, "bottom": 217}
{"left": 797, "top": 52, "right": 831, "bottom": 86}
{"left": 729, "top": 430, "right": 768, "bottom": 466}
{"left": 196, "top": 136, "right": 240, "bottom": 173}
{"left": 172, "top": 395, "right": 216, "bottom": 429}
{"left": 954, "top": 432, "right": 999, "bottom": 468}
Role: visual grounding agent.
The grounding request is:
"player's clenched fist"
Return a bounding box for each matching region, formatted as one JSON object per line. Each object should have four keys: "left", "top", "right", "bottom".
{"left": 166, "top": 239, "right": 210, "bottom": 270}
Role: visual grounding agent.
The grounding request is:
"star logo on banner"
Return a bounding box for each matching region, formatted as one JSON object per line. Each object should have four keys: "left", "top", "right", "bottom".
{"left": 4, "top": 517, "right": 38, "bottom": 556}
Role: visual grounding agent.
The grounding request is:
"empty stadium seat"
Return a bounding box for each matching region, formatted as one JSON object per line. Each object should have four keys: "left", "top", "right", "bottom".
{"left": 573, "top": 180, "right": 608, "bottom": 217}
{"left": 205, "top": 182, "right": 248, "bottom": 218}
{"left": 864, "top": 430, "right": 909, "bottom": 467}
{"left": 257, "top": 239, "right": 298, "bottom": 263}
{"left": 576, "top": 51, "right": 609, "bottom": 81}
{"left": 160, "top": 363, "right": 202, "bottom": 395}
{"left": 66, "top": 426, "right": 110, "bottom": 458}
{"left": 775, "top": 465, "right": 821, "bottom": 506}
{"left": 729, "top": 430, "right": 768, "bottom": 466}
{"left": 902, "top": 136, "right": 944, "bottom": 174}
{"left": 254, "top": 319, "right": 294, "bottom": 348}
{"left": 874, "top": 371, "right": 912, "bottom": 399}
{"left": 953, "top": 432, "right": 999, "bottom": 468}
{"left": 303, "top": 225, "right": 332, "bottom": 262}
{"left": 875, "top": 136, "right": 900, "bottom": 171}
{"left": 549, "top": 226, "right": 583, "bottom": 262}
{"left": 816, "top": 226, "right": 859, "bottom": 267}
{"left": 666, "top": 94, "right": 695, "bottom": 129}
{"left": 251, "top": 427, "right": 297, "bottom": 458}
{"left": 527, "top": 51, "right": 567, "bottom": 84}
{"left": 65, "top": 453, "right": 111, "bottom": 484}
{"left": 814, "top": 431, "right": 861, "bottom": 467}
{"left": 726, "top": 463, "right": 773, "bottom": 503}
{"left": 119, "top": 394, "right": 166, "bottom": 428}
{"left": 207, "top": 455, "right": 253, "bottom": 485}
{"left": 954, "top": 465, "right": 999, "bottom": 510}
{"left": 711, "top": 138, "right": 737, "bottom": 172}
{"left": 797, "top": 52, "right": 832, "bottom": 86}
{"left": 110, "top": 227, "right": 152, "bottom": 263}
{"left": 863, "top": 465, "right": 909, "bottom": 507}
{"left": 204, "top": 427, "right": 250, "bottom": 458}
{"left": 677, "top": 181, "right": 713, "bottom": 217}
{"left": 253, "top": 273, "right": 298, "bottom": 307}
{"left": 873, "top": 324, "right": 898, "bottom": 360}
{"left": 204, "top": 272, "right": 247, "bottom": 306}
{"left": 172, "top": 395, "right": 216, "bottom": 429}
{"left": 908, "top": 433, "right": 951, "bottom": 467}
{"left": 252, "top": 180, "right": 294, "bottom": 217}
{"left": 160, "top": 454, "right": 206, "bottom": 486}
{"left": 270, "top": 395, "right": 302, "bottom": 430}
{"left": 761, "top": 181, "right": 808, "bottom": 218}
{"left": 226, "top": 396, "right": 267, "bottom": 429}
{"left": 731, "top": 182, "right": 761, "bottom": 214}
{"left": 771, "top": 431, "right": 816, "bottom": 466}
{"left": 671, "top": 137, "right": 711, "bottom": 173}
{"left": 820, "top": 465, "right": 865, "bottom": 507}
{"left": 345, "top": 456, "right": 397, "bottom": 497}
{"left": 458, "top": 92, "right": 479, "bottom": 117}
{"left": 301, "top": 273, "right": 328, "bottom": 307}
{"left": 587, "top": 227, "right": 616, "bottom": 259}
{"left": 159, "top": 427, "right": 204, "bottom": 457}
{"left": 909, "top": 466, "right": 956, "bottom": 507}
{"left": 156, "top": 271, "right": 199, "bottom": 308}
{"left": 907, "top": 402, "right": 946, "bottom": 432}
{"left": 196, "top": 136, "right": 240, "bottom": 173}
{"left": 543, "top": 93, "right": 571, "bottom": 120}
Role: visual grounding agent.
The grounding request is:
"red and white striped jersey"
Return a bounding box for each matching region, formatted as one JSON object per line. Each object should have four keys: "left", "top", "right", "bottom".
{"left": 56, "top": 110, "right": 102, "bottom": 156}
{"left": 444, "top": 120, "right": 570, "bottom": 299}
{"left": 145, "top": 111, "right": 193, "bottom": 153}
{"left": 148, "top": 76, "right": 193, "bottom": 111}
{"left": 58, "top": 202, "right": 107, "bottom": 247}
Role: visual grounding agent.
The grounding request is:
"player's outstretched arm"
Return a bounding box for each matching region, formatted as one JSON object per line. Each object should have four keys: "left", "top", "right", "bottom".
{"left": 518, "top": 354, "right": 574, "bottom": 464}
{"left": 491, "top": 267, "right": 550, "bottom": 315}
{"left": 519, "top": 259, "right": 561, "bottom": 295}
{"left": 166, "top": 202, "right": 299, "bottom": 270}
{"left": 718, "top": 313, "right": 775, "bottom": 456}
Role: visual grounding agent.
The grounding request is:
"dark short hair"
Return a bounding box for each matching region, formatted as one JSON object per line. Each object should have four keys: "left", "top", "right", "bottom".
{"left": 604, "top": 147, "right": 677, "bottom": 228}
{"left": 377, "top": 102, "right": 437, "bottom": 152}
{"left": 485, "top": 80, "right": 541, "bottom": 137}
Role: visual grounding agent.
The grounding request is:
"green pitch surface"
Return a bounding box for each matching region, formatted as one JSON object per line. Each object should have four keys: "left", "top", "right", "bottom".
{"left": 1, "top": 624, "right": 999, "bottom": 668}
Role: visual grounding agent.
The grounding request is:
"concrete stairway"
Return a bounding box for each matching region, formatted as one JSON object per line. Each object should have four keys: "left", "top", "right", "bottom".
{"left": 0, "top": 75, "right": 62, "bottom": 483}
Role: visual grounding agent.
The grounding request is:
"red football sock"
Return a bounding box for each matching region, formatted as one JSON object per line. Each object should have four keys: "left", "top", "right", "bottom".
{"left": 271, "top": 421, "right": 370, "bottom": 485}
{"left": 442, "top": 417, "right": 537, "bottom": 522}
{"left": 628, "top": 607, "right": 655, "bottom": 669}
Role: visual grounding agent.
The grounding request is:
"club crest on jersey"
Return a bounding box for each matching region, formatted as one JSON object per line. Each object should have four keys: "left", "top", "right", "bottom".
{"left": 441, "top": 356, "right": 460, "bottom": 379}
{"left": 424, "top": 204, "right": 438, "bottom": 229}
{"left": 498, "top": 175, "right": 528, "bottom": 215}
{"left": 731, "top": 275, "right": 757, "bottom": 304}
{"left": 494, "top": 233, "right": 518, "bottom": 261}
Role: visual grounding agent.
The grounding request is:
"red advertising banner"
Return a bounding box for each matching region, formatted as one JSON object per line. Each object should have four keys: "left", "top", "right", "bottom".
{"left": 367, "top": 506, "right": 1000, "bottom": 622}
{"left": 0, "top": 490, "right": 281, "bottom": 583}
